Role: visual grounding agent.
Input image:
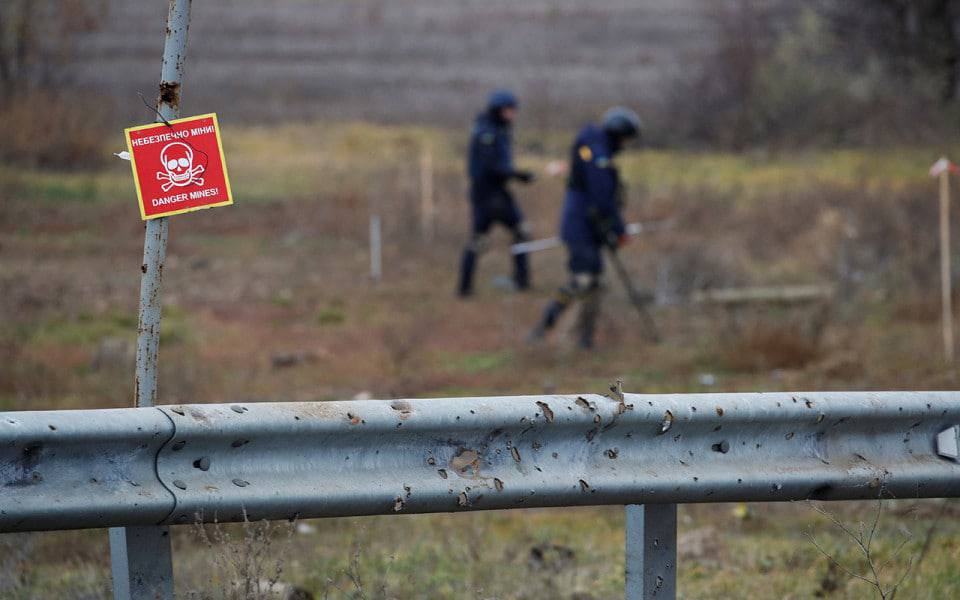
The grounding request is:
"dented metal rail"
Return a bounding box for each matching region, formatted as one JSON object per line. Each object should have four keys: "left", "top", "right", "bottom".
{"left": 3, "top": 392, "right": 960, "bottom": 533}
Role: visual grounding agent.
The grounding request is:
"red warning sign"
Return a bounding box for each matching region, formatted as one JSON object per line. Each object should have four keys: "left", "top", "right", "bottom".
{"left": 124, "top": 113, "right": 233, "bottom": 220}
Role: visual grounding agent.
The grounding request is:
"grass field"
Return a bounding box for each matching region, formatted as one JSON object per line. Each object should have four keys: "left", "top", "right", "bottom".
{"left": 2, "top": 121, "right": 960, "bottom": 598}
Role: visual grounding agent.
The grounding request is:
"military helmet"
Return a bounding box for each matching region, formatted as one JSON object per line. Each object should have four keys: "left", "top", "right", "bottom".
{"left": 601, "top": 106, "right": 642, "bottom": 140}
{"left": 487, "top": 89, "right": 519, "bottom": 112}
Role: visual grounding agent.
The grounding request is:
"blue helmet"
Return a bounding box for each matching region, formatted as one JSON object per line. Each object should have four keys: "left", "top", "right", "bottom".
{"left": 601, "top": 106, "right": 642, "bottom": 140}
{"left": 487, "top": 89, "right": 519, "bottom": 112}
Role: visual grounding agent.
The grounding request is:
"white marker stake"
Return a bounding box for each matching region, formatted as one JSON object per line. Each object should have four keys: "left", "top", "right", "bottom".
{"left": 941, "top": 165, "right": 954, "bottom": 363}
{"left": 420, "top": 147, "right": 435, "bottom": 242}
{"left": 370, "top": 214, "right": 382, "bottom": 283}
{"left": 931, "top": 158, "right": 955, "bottom": 363}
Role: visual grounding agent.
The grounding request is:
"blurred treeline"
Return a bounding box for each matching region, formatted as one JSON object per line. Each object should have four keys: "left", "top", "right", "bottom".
{"left": 0, "top": 0, "right": 110, "bottom": 168}
{"left": 658, "top": 0, "right": 960, "bottom": 148}
{"left": 5, "top": 0, "right": 960, "bottom": 169}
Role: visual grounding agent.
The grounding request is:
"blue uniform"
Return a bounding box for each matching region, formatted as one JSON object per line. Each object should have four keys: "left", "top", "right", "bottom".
{"left": 467, "top": 112, "right": 525, "bottom": 231}
{"left": 560, "top": 124, "right": 625, "bottom": 274}
{"left": 530, "top": 123, "right": 628, "bottom": 348}
{"left": 458, "top": 111, "right": 530, "bottom": 295}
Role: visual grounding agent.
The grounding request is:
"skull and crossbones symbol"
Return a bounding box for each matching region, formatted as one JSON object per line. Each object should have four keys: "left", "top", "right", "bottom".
{"left": 156, "top": 142, "right": 204, "bottom": 192}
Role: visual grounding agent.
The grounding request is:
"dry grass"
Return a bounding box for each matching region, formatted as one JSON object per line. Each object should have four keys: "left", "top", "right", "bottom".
{"left": 3, "top": 123, "right": 960, "bottom": 597}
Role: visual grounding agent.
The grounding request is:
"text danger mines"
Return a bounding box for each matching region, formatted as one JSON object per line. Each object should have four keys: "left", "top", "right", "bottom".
{"left": 124, "top": 114, "right": 233, "bottom": 220}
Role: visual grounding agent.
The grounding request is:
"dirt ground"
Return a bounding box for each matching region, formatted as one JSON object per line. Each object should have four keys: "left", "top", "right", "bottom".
{"left": 2, "top": 122, "right": 959, "bottom": 598}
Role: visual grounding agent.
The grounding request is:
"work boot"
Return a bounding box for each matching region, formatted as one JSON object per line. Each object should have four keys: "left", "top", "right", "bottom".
{"left": 574, "top": 294, "right": 600, "bottom": 350}
{"left": 528, "top": 299, "right": 567, "bottom": 343}
{"left": 513, "top": 252, "right": 530, "bottom": 291}
{"left": 458, "top": 248, "right": 477, "bottom": 297}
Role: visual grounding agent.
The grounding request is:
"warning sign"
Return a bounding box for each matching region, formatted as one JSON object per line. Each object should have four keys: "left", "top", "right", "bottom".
{"left": 124, "top": 113, "right": 233, "bottom": 220}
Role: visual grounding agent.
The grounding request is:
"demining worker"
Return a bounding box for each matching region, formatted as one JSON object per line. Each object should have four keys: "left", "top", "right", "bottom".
{"left": 458, "top": 89, "right": 535, "bottom": 297}
{"left": 528, "top": 107, "right": 642, "bottom": 349}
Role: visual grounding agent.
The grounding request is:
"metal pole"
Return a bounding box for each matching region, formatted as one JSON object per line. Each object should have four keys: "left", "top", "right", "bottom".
{"left": 625, "top": 504, "right": 677, "bottom": 600}
{"left": 607, "top": 248, "right": 660, "bottom": 343}
{"left": 370, "top": 214, "right": 382, "bottom": 282}
{"left": 940, "top": 168, "right": 954, "bottom": 363}
{"left": 110, "top": 1, "right": 192, "bottom": 598}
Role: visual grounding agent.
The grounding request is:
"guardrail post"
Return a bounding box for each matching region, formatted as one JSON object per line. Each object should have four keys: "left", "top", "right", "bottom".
{"left": 109, "top": 526, "right": 175, "bottom": 599}
{"left": 625, "top": 504, "right": 677, "bottom": 600}
{"left": 109, "top": 1, "right": 192, "bottom": 598}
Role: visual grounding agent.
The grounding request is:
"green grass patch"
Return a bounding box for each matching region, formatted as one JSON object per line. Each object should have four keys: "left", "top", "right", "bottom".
{"left": 27, "top": 308, "right": 190, "bottom": 348}
{"left": 444, "top": 350, "right": 514, "bottom": 375}
{"left": 317, "top": 305, "right": 346, "bottom": 326}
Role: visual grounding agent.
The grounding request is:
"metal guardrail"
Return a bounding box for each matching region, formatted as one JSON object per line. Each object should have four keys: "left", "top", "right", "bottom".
{"left": 3, "top": 391, "right": 959, "bottom": 598}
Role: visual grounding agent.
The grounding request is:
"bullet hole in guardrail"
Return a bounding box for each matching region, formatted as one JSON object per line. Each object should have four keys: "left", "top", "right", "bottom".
{"left": 232, "top": 478, "right": 249, "bottom": 488}
{"left": 347, "top": 413, "right": 363, "bottom": 425}
{"left": 575, "top": 397, "right": 594, "bottom": 412}
{"left": 172, "top": 441, "right": 186, "bottom": 451}
{"left": 535, "top": 466, "right": 542, "bottom": 472}
{"left": 691, "top": 406, "right": 697, "bottom": 412}
{"left": 579, "top": 479, "right": 591, "bottom": 492}
{"left": 711, "top": 441, "right": 729, "bottom": 454}
{"left": 792, "top": 397, "right": 798, "bottom": 403}
{"left": 494, "top": 478, "right": 504, "bottom": 492}
{"left": 89, "top": 477, "right": 98, "bottom": 484}
{"left": 511, "top": 447, "right": 521, "bottom": 463}
{"left": 715, "top": 407, "right": 724, "bottom": 416}
{"left": 193, "top": 457, "right": 210, "bottom": 471}
{"left": 536, "top": 401, "right": 555, "bottom": 423}
{"left": 293, "top": 416, "right": 300, "bottom": 421}
{"left": 552, "top": 452, "right": 559, "bottom": 459}
{"left": 606, "top": 448, "right": 619, "bottom": 459}
{"left": 230, "top": 405, "right": 248, "bottom": 414}
{"left": 47, "top": 425, "right": 56, "bottom": 431}
{"left": 173, "top": 480, "right": 187, "bottom": 490}
{"left": 713, "top": 425, "right": 722, "bottom": 432}
{"left": 394, "top": 497, "right": 405, "bottom": 512}
{"left": 816, "top": 413, "right": 825, "bottom": 424}
{"left": 657, "top": 411, "right": 674, "bottom": 435}
{"left": 532, "top": 441, "right": 542, "bottom": 450}
{"left": 426, "top": 457, "right": 436, "bottom": 466}
{"left": 390, "top": 401, "right": 413, "bottom": 419}
{"left": 231, "top": 439, "right": 249, "bottom": 448}
{"left": 737, "top": 478, "right": 742, "bottom": 483}
{"left": 805, "top": 399, "right": 814, "bottom": 409}
{"left": 438, "top": 469, "right": 448, "bottom": 479}
{"left": 772, "top": 483, "right": 783, "bottom": 491}
{"left": 693, "top": 477, "right": 699, "bottom": 482}
{"left": 785, "top": 432, "right": 795, "bottom": 440}
{"left": 171, "top": 407, "right": 185, "bottom": 416}
{"left": 458, "top": 491, "right": 470, "bottom": 507}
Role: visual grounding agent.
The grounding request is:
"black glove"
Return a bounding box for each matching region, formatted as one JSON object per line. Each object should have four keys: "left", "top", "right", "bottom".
{"left": 513, "top": 170, "right": 535, "bottom": 184}
{"left": 604, "top": 229, "right": 621, "bottom": 250}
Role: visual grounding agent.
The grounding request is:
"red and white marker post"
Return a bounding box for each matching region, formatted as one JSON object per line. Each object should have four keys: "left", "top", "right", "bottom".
{"left": 930, "top": 157, "right": 959, "bottom": 363}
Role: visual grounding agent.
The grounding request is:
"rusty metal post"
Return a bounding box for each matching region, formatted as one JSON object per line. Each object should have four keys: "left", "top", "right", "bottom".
{"left": 625, "top": 504, "right": 677, "bottom": 600}
{"left": 109, "top": 1, "right": 192, "bottom": 598}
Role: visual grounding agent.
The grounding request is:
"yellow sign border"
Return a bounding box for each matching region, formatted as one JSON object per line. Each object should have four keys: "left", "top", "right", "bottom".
{"left": 124, "top": 113, "right": 234, "bottom": 221}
